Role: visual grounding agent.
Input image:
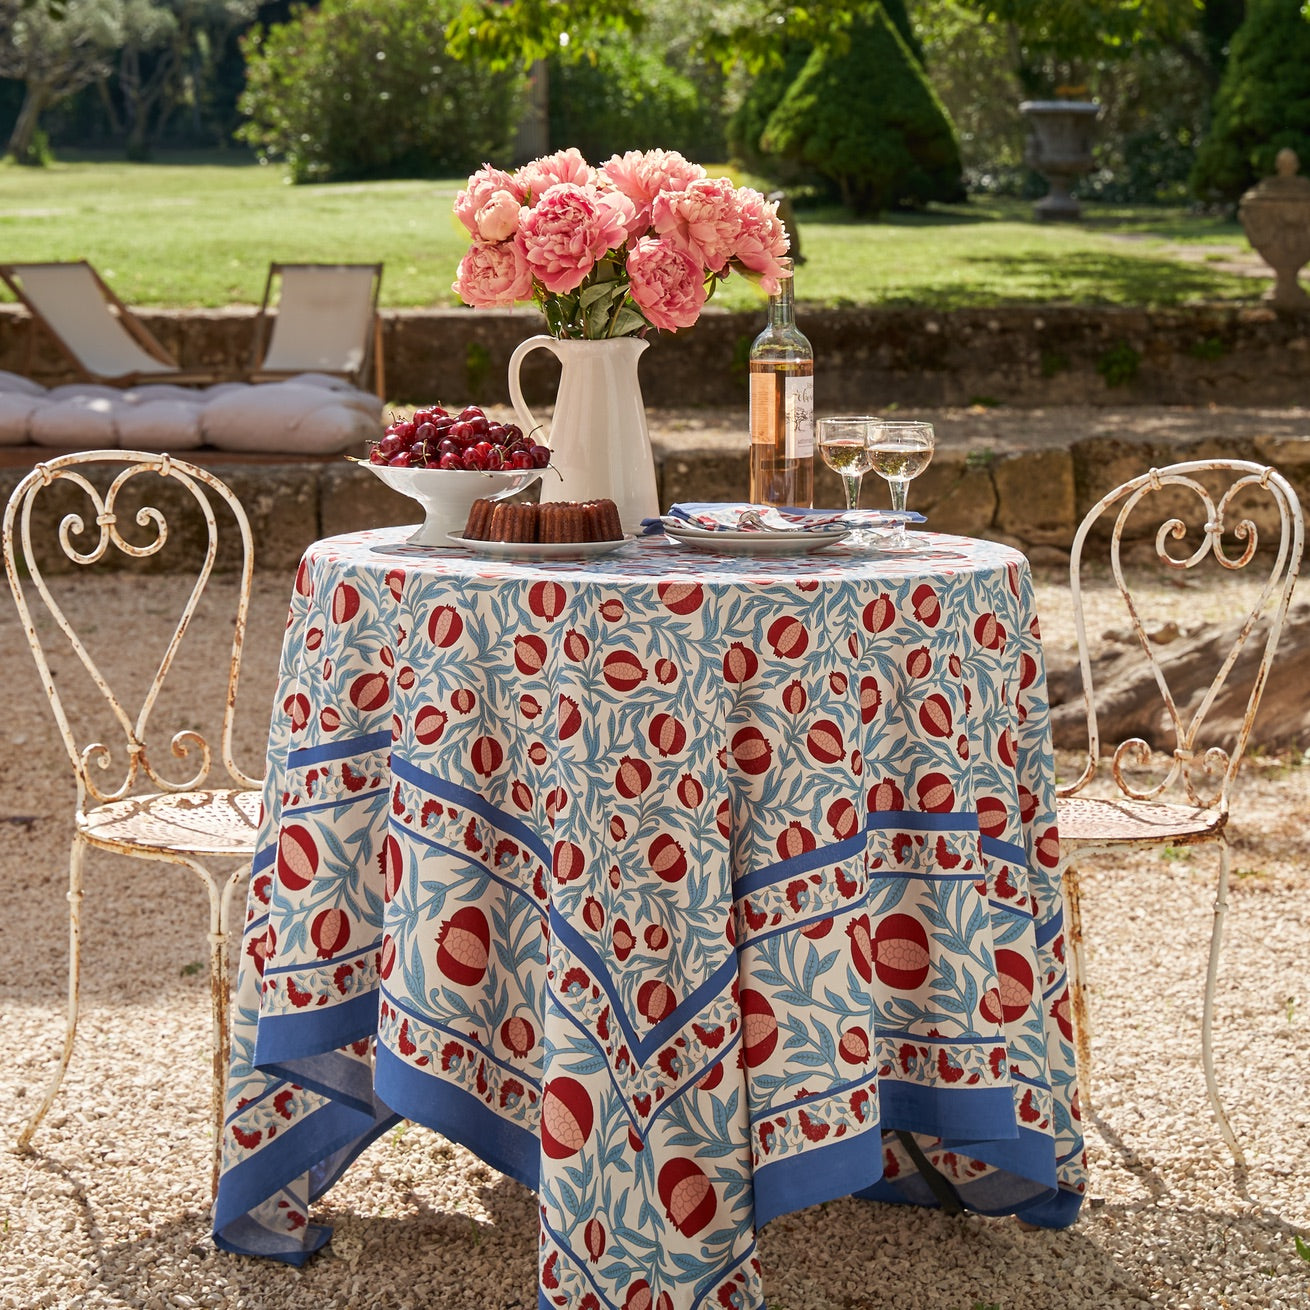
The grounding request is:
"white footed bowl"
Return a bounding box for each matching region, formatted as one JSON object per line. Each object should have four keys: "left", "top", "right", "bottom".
{"left": 364, "top": 463, "right": 543, "bottom": 545}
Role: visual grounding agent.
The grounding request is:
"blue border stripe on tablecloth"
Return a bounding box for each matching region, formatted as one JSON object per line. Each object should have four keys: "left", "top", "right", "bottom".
{"left": 381, "top": 986, "right": 544, "bottom": 1093}
{"left": 868, "top": 810, "right": 981, "bottom": 834}
{"left": 546, "top": 904, "right": 740, "bottom": 1068}
{"left": 753, "top": 1122, "right": 885, "bottom": 1229}
{"left": 253, "top": 988, "right": 379, "bottom": 1073}
{"left": 877, "top": 1078, "right": 1019, "bottom": 1142}
{"left": 375, "top": 1041, "right": 540, "bottom": 1194}
{"left": 390, "top": 753, "right": 550, "bottom": 863}
{"left": 980, "top": 833, "right": 1032, "bottom": 868}
{"left": 733, "top": 832, "right": 867, "bottom": 898}
{"left": 288, "top": 731, "right": 393, "bottom": 769}
{"left": 853, "top": 1123, "right": 1082, "bottom": 1230}
{"left": 261, "top": 938, "right": 381, "bottom": 979}
{"left": 212, "top": 1101, "right": 398, "bottom": 1262}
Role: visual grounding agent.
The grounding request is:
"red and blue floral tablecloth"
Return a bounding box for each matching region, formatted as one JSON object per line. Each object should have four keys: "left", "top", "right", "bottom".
{"left": 213, "top": 528, "right": 1085, "bottom": 1308}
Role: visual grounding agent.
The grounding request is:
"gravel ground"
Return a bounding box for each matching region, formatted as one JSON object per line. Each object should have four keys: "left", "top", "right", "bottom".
{"left": 2, "top": 558, "right": 1308, "bottom": 1310}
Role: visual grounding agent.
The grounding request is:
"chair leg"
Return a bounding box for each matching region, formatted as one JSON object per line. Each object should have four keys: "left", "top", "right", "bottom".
{"left": 1061, "top": 862, "right": 1094, "bottom": 1121}
{"left": 1202, "top": 838, "right": 1245, "bottom": 1167}
{"left": 18, "top": 834, "right": 86, "bottom": 1151}
{"left": 199, "top": 861, "right": 245, "bottom": 1200}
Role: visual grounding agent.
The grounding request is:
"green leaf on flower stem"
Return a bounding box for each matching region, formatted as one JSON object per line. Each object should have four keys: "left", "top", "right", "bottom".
{"left": 579, "top": 281, "right": 622, "bottom": 312}
{"left": 607, "top": 307, "right": 648, "bottom": 337}
{"left": 583, "top": 284, "right": 625, "bottom": 337}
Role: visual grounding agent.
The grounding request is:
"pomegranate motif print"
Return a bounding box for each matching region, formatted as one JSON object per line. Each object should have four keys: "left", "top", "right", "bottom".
{"left": 215, "top": 528, "right": 1084, "bottom": 1310}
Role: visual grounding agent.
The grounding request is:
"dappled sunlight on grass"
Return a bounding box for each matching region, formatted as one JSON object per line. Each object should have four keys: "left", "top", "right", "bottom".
{"left": 0, "top": 154, "right": 1262, "bottom": 312}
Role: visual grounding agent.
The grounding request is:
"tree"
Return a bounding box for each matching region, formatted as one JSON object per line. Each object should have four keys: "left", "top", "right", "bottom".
{"left": 0, "top": 0, "right": 124, "bottom": 161}
{"left": 760, "top": 4, "right": 963, "bottom": 214}
{"left": 238, "top": 0, "right": 524, "bottom": 182}
{"left": 110, "top": 0, "right": 255, "bottom": 159}
{"left": 446, "top": 0, "right": 1204, "bottom": 74}
{"left": 1191, "top": 0, "right": 1310, "bottom": 201}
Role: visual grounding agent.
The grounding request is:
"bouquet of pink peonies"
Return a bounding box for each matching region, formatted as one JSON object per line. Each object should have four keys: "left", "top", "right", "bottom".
{"left": 452, "top": 147, "right": 791, "bottom": 338}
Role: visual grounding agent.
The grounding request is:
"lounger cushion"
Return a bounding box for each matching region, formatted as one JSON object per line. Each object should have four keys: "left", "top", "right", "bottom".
{"left": 29, "top": 395, "right": 120, "bottom": 448}
{"left": 200, "top": 381, "right": 382, "bottom": 454}
{"left": 0, "top": 369, "right": 47, "bottom": 398}
{"left": 0, "top": 392, "right": 44, "bottom": 444}
{"left": 115, "top": 398, "right": 204, "bottom": 451}
{"left": 47, "top": 383, "right": 129, "bottom": 403}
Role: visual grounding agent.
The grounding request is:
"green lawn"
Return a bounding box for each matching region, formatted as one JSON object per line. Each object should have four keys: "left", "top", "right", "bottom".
{"left": 0, "top": 150, "right": 1258, "bottom": 312}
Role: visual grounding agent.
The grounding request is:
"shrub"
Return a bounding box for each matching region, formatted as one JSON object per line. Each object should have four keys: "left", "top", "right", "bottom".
{"left": 547, "top": 36, "right": 723, "bottom": 161}
{"left": 726, "top": 0, "right": 921, "bottom": 185}
{"left": 1190, "top": 0, "right": 1310, "bottom": 203}
{"left": 237, "top": 0, "right": 523, "bottom": 183}
{"left": 760, "top": 3, "right": 963, "bottom": 215}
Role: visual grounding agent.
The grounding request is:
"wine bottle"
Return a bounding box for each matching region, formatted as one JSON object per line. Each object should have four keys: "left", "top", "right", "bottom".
{"left": 748, "top": 257, "right": 814, "bottom": 508}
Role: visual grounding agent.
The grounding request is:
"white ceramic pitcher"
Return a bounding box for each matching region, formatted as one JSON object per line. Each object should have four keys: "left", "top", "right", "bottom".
{"left": 507, "top": 335, "right": 659, "bottom": 532}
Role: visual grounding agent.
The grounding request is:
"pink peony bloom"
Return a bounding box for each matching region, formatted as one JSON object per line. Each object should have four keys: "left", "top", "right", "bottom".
{"left": 452, "top": 236, "right": 534, "bottom": 308}
{"left": 731, "top": 187, "right": 791, "bottom": 293}
{"left": 626, "top": 236, "right": 707, "bottom": 332}
{"left": 519, "top": 183, "right": 629, "bottom": 295}
{"left": 454, "top": 164, "right": 520, "bottom": 237}
{"left": 600, "top": 149, "right": 706, "bottom": 229}
{"left": 595, "top": 185, "right": 644, "bottom": 245}
{"left": 515, "top": 147, "right": 593, "bottom": 203}
{"left": 475, "top": 189, "right": 523, "bottom": 242}
{"left": 651, "top": 177, "right": 743, "bottom": 275}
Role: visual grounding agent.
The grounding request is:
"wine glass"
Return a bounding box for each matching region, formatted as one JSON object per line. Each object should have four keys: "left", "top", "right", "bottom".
{"left": 817, "top": 415, "right": 878, "bottom": 545}
{"left": 868, "top": 420, "right": 934, "bottom": 548}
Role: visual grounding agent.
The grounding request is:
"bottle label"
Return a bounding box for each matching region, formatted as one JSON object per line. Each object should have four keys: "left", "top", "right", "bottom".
{"left": 785, "top": 375, "right": 814, "bottom": 458}
{"left": 749, "top": 371, "right": 775, "bottom": 445}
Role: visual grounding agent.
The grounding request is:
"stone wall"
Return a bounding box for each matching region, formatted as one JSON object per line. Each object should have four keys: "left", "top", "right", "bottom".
{"left": 5, "top": 425, "right": 1308, "bottom": 576}
{"left": 4, "top": 301, "right": 1309, "bottom": 409}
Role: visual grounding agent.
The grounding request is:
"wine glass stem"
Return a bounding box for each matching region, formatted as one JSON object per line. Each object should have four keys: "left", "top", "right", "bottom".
{"left": 841, "top": 473, "right": 862, "bottom": 513}
{"left": 888, "top": 479, "right": 908, "bottom": 545}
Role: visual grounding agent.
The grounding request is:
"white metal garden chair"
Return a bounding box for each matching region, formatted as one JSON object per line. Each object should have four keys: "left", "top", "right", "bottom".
{"left": 3, "top": 451, "right": 262, "bottom": 1197}
{"left": 1055, "top": 459, "right": 1303, "bottom": 1166}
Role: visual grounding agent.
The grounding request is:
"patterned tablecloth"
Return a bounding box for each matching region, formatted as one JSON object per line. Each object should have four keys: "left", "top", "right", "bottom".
{"left": 213, "top": 528, "right": 1085, "bottom": 1308}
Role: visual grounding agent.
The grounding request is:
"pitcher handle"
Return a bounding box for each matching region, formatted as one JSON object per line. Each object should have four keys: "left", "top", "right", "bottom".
{"left": 507, "top": 335, "right": 556, "bottom": 448}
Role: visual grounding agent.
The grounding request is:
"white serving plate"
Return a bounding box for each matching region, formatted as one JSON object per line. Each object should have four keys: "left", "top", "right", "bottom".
{"left": 664, "top": 524, "right": 850, "bottom": 554}
{"left": 447, "top": 533, "right": 634, "bottom": 559}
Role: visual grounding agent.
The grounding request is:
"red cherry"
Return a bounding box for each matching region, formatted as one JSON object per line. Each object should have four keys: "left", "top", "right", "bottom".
{"left": 530, "top": 445, "right": 552, "bottom": 468}
{"left": 502, "top": 423, "right": 523, "bottom": 443}
{"left": 462, "top": 449, "right": 488, "bottom": 471}
{"left": 438, "top": 453, "right": 462, "bottom": 469}
{"left": 486, "top": 424, "right": 507, "bottom": 445}
{"left": 369, "top": 448, "right": 386, "bottom": 464}
{"left": 466, "top": 415, "right": 490, "bottom": 438}
{"left": 457, "top": 405, "right": 484, "bottom": 422}
{"left": 449, "top": 421, "right": 474, "bottom": 443}
{"left": 510, "top": 451, "right": 534, "bottom": 469}
{"left": 415, "top": 421, "right": 436, "bottom": 442}
{"left": 388, "top": 451, "right": 413, "bottom": 467}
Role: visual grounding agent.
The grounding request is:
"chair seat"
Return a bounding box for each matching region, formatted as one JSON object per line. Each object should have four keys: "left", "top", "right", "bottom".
{"left": 1056, "top": 794, "right": 1223, "bottom": 847}
{"left": 79, "top": 787, "right": 261, "bottom": 858}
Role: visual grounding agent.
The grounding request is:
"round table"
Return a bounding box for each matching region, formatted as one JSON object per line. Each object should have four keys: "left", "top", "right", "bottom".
{"left": 213, "top": 528, "right": 1085, "bottom": 1308}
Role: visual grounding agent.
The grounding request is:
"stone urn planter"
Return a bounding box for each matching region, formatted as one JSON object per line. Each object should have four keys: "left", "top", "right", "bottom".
{"left": 1239, "top": 148, "right": 1310, "bottom": 312}
{"left": 1020, "top": 99, "right": 1101, "bottom": 221}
